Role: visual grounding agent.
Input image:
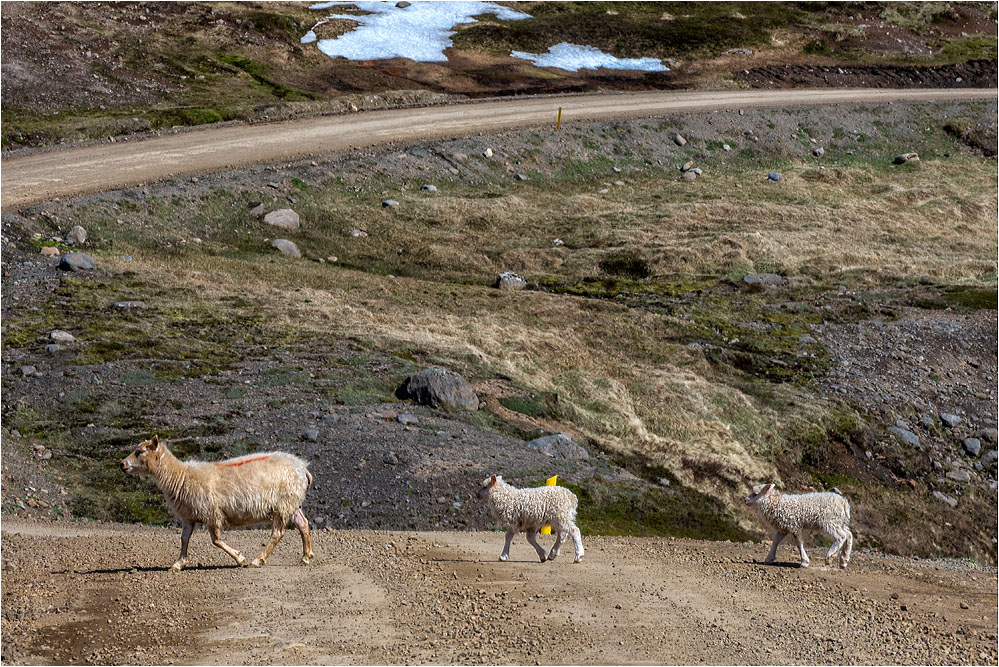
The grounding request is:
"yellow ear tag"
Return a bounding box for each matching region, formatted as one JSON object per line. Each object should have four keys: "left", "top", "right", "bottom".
{"left": 541, "top": 475, "right": 558, "bottom": 535}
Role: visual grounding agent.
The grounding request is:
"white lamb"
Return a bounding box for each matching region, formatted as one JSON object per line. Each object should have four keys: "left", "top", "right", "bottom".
{"left": 478, "top": 474, "right": 584, "bottom": 563}
{"left": 745, "top": 483, "right": 853, "bottom": 568}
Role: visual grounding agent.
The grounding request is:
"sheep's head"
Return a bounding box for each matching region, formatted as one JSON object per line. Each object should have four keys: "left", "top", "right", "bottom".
{"left": 478, "top": 474, "right": 500, "bottom": 499}
{"left": 745, "top": 483, "right": 775, "bottom": 506}
{"left": 120, "top": 435, "right": 163, "bottom": 475}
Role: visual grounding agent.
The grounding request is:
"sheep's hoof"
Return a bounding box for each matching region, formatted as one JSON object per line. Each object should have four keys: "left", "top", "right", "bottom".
{"left": 300, "top": 554, "right": 314, "bottom": 565}
{"left": 799, "top": 561, "right": 810, "bottom": 569}
{"left": 840, "top": 561, "right": 849, "bottom": 569}
{"left": 235, "top": 555, "right": 247, "bottom": 567}
{"left": 169, "top": 561, "right": 185, "bottom": 572}
{"left": 249, "top": 559, "right": 264, "bottom": 568}
{"left": 547, "top": 553, "right": 558, "bottom": 561}
{"left": 573, "top": 555, "right": 584, "bottom": 564}
{"left": 498, "top": 554, "right": 509, "bottom": 562}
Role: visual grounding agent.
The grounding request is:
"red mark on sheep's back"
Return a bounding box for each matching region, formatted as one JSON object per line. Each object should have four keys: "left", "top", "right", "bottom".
{"left": 218, "top": 455, "right": 271, "bottom": 467}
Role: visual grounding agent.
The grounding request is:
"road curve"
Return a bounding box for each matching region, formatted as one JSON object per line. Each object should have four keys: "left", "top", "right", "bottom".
{"left": 2, "top": 88, "right": 994, "bottom": 210}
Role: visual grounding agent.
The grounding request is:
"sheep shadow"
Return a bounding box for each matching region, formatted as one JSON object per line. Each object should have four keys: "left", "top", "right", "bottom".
{"left": 57, "top": 564, "right": 238, "bottom": 575}
{"left": 742, "top": 559, "right": 806, "bottom": 569}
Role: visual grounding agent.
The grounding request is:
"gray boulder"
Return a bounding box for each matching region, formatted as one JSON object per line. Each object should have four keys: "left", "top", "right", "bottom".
{"left": 813, "top": 147, "right": 825, "bottom": 158}
{"left": 979, "top": 428, "right": 997, "bottom": 444}
{"left": 264, "top": 209, "right": 300, "bottom": 231}
{"left": 888, "top": 427, "right": 920, "bottom": 449}
{"left": 940, "top": 413, "right": 961, "bottom": 428}
{"left": 893, "top": 152, "right": 919, "bottom": 165}
{"left": 50, "top": 330, "right": 75, "bottom": 344}
{"left": 742, "top": 273, "right": 786, "bottom": 287}
{"left": 673, "top": 133, "right": 687, "bottom": 147}
{"left": 59, "top": 252, "right": 97, "bottom": 271}
{"left": 682, "top": 171, "right": 698, "bottom": 182}
{"left": 396, "top": 368, "right": 479, "bottom": 411}
{"left": 946, "top": 468, "right": 971, "bottom": 483}
{"left": 495, "top": 272, "right": 527, "bottom": 290}
{"left": 681, "top": 161, "right": 694, "bottom": 172}
{"left": 250, "top": 203, "right": 266, "bottom": 216}
{"left": 526, "top": 433, "right": 589, "bottom": 460}
{"left": 932, "top": 490, "right": 957, "bottom": 508}
{"left": 963, "top": 438, "right": 982, "bottom": 457}
{"left": 271, "top": 239, "right": 301, "bottom": 258}
{"left": 66, "top": 225, "right": 87, "bottom": 245}
{"left": 982, "top": 449, "right": 998, "bottom": 467}
{"left": 767, "top": 171, "right": 782, "bottom": 181}
{"left": 382, "top": 200, "right": 400, "bottom": 208}
{"left": 301, "top": 428, "right": 319, "bottom": 442}
{"left": 420, "top": 184, "right": 437, "bottom": 192}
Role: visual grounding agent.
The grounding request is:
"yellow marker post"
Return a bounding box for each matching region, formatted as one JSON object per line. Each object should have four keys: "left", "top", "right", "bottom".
{"left": 557, "top": 107, "right": 562, "bottom": 131}
{"left": 541, "top": 475, "right": 558, "bottom": 534}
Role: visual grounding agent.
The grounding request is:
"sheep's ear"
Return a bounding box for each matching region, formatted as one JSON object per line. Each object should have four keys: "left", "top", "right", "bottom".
{"left": 490, "top": 474, "right": 497, "bottom": 485}
{"left": 763, "top": 483, "right": 774, "bottom": 494}
{"left": 150, "top": 434, "right": 160, "bottom": 448}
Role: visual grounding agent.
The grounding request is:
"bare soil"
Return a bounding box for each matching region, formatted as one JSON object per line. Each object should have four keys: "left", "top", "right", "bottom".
{"left": 1, "top": 519, "right": 996, "bottom": 666}
{"left": 737, "top": 59, "right": 998, "bottom": 89}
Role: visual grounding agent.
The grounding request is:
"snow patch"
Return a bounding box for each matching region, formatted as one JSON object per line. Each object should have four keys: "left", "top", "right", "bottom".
{"left": 305, "top": 1, "right": 530, "bottom": 63}
{"left": 511, "top": 42, "right": 669, "bottom": 72}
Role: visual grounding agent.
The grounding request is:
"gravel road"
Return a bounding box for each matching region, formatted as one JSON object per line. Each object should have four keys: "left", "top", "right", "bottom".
{"left": 2, "top": 519, "right": 996, "bottom": 665}
{"left": 2, "top": 87, "right": 993, "bottom": 210}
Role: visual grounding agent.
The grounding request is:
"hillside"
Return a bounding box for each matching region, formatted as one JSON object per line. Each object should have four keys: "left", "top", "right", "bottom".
{"left": 2, "top": 1, "right": 996, "bottom": 148}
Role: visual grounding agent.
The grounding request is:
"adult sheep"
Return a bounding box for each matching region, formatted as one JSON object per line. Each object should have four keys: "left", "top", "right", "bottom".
{"left": 120, "top": 435, "right": 315, "bottom": 570}
{"left": 746, "top": 483, "right": 852, "bottom": 568}
{"left": 478, "top": 474, "right": 584, "bottom": 563}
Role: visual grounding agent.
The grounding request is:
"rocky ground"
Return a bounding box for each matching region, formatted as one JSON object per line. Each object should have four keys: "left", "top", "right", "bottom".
{"left": 1, "top": 520, "right": 997, "bottom": 665}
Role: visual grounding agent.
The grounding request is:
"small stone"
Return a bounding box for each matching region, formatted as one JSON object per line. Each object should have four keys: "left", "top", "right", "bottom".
{"left": 980, "top": 428, "right": 998, "bottom": 444}
{"left": 264, "top": 209, "right": 300, "bottom": 231}
{"left": 267, "top": 181, "right": 281, "bottom": 189}
{"left": 742, "top": 273, "right": 786, "bottom": 287}
{"left": 673, "top": 134, "right": 686, "bottom": 146}
{"left": 396, "top": 1, "right": 410, "bottom": 7}
{"left": 963, "top": 438, "right": 981, "bottom": 457}
{"left": 514, "top": 173, "right": 528, "bottom": 181}
{"left": 483, "top": 148, "right": 493, "bottom": 158}
{"left": 982, "top": 450, "right": 998, "bottom": 467}
{"left": 50, "top": 330, "right": 75, "bottom": 343}
{"left": 321, "top": 414, "right": 340, "bottom": 425}
{"left": 20, "top": 366, "right": 37, "bottom": 376}
{"left": 767, "top": 171, "right": 782, "bottom": 181}
{"left": 420, "top": 184, "right": 437, "bottom": 192}
{"left": 813, "top": 147, "right": 825, "bottom": 158}
{"left": 888, "top": 427, "right": 921, "bottom": 449}
{"left": 526, "top": 433, "right": 589, "bottom": 460}
{"left": 921, "top": 414, "right": 937, "bottom": 428}
{"left": 681, "top": 161, "right": 694, "bottom": 172}
{"left": 681, "top": 171, "right": 697, "bottom": 181}
{"left": 690, "top": 168, "right": 702, "bottom": 175}
{"left": 960, "top": 602, "right": 969, "bottom": 609}
{"left": 66, "top": 225, "right": 87, "bottom": 245}
{"left": 722, "top": 144, "right": 731, "bottom": 151}
{"left": 271, "top": 239, "right": 301, "bottom": 258}
{"left": 495, "top": 272, "right": 527, "bottom": 290}
{"left": 349, "top": 228, "right": 369, "bottom": 237}
{"left": 46, "top": 344, "right": 64, "bottom": 354}
{"left": 40, "top": 246, "right": 60, "bottom": 257}
{"left": 382, "top": 199, "right": 400, "bottom": 208}
{"left": 383, "top": 451, "right": 399, "bottom": 465}
{"left": 250, "top": 203, "right": 266, "bottom": 216}
{"left": 940, "top": 413, "right": 961, "bottom": 428}
{"left": 891, "top": 593, "right": 899, "bottom": 600}
{"left": 946, "top": 468, "right": 971, "bottom": 483}
{"left": 553, "top": 238, "right": 565, "bottom": 247}
{"left": 301, "top": 428, "right": 319, "bottom": 442}
{"left": 58, "top": 252, "right": 97, "bottom": 272}
{"left": 397, "top": 413, "right": 419, "bottom": 426}
{"left": 452, "top": 501, "right": 462, "bottom": 509}
{"left": 115, "top": 301, "right": 146, "bottom": 309}
{"left": 893, "top": 152, "right": 919, "bottom": 165}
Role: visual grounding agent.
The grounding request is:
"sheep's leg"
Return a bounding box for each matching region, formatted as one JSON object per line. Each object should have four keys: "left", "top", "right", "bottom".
{"left": 499, "top": 528, "right": 516, "bottom": 561}
{"left": 292, "top": 508, "right": 314, "bottom": 565}
{"left": 764, "top": 531, "right": 786, "bottom": 564}
{"left": 569, "top": 525, "right": 584, "bottom": 563}
{"left": 251, "top": 515, "right": 285, "bottom": 567}
{"left": 548, "top": 530, "right": 568, "bottom": 561}
{"left": 795, "top": 534, "right": 810, "bottom": 568}
{"left": 208, "top": 524, "right": 247, "bottom": 567}
{"left": 825, "top": 527, "right": 846, "bottom": 567}
{"left": 840, "top": 527, "right": 853, "bottom": 569}
{"left": 525, "top": 530, "right": 548, "bottom": 563}
{"left": 170, "top": 520, "right": 196, "bottom": 571}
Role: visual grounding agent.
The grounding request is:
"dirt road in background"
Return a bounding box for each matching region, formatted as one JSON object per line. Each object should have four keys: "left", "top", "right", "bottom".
{"left": 2, "top": 519, "right": 995, "bottom": 665}
{"left": 3, "top": 88, "right": 994, "bottom": 210}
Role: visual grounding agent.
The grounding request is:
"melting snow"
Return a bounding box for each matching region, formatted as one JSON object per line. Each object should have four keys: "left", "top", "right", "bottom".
{"left": 511, "top": 42, "right": 669, "bottom": 72}
{"left": 305, "top": 1, "right": 530, "bottom": 63}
